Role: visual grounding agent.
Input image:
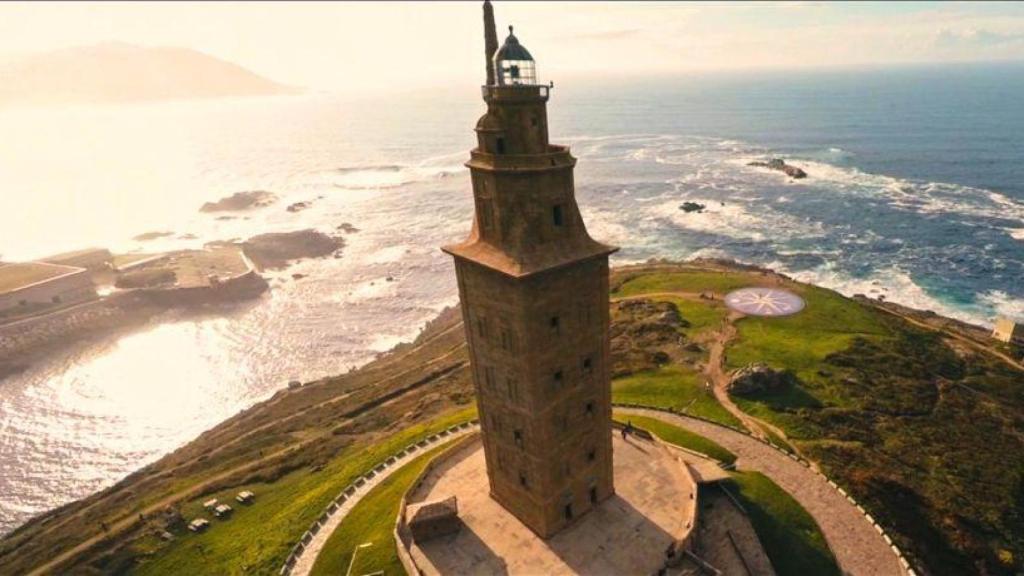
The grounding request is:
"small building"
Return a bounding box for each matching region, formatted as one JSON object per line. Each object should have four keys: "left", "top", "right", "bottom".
{"left": 236, "top": 490, "right": 255, "bottom": 504}
{"left": 992, "top": 317, "right": 1023, "bottom": 344}
{"left": 187, "top": 518, "right": 210, "bottom": 533}
{"left": 214, "top": 504, "right": 233, "bottom": 518}
{"left": 0, "top": 262, "right": 96, "bottom": 315}
{"left": 202, "top": 498, "right": 218, "bottom": 511}
{"left": 407, "top": 496, "right": 461, "bottom": 542}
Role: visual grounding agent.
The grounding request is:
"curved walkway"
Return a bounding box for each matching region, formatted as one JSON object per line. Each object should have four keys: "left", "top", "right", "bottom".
{"left": 618, "top": 407, "right": 907, "bottom": 576}
{"left": 289, "top": 422, "right": 479, "bottom": 576}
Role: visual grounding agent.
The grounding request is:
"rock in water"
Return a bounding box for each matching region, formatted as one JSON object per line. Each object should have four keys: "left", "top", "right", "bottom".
{"left": 241, "top": 229, "right": 344, "bottom": 270}
{"left": 747, "top": 158, "right": 807, "bottom": 179}
{"left": 200, "top": 191, "right": 277, "bottom": 212}
{"left": 132, "top": 231, "right": 174, "bottom": 241}
{"left": 679, "top": 202, "right": 706, "bottom": 213}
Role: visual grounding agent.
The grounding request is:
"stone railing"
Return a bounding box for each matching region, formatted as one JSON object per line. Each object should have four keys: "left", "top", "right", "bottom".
{"left": 279, "top": 419, "right": 479, "bottom": 576}
{"left": 614, "top": 403, "right": 919, "bottom": 576}
{"left": 394, "top": 430, "right": 481, "bottom": 576}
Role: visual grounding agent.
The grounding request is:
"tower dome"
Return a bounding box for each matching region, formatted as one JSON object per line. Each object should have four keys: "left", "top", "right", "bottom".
{"left": 494, "top": 26, "right": 536, "bottom": 85}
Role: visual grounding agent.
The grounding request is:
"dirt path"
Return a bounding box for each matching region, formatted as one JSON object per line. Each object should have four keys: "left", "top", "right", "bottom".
{"left": 705, "top": 312, "right": 769, "bottom": 440}
{"left": 613, "top": 290, "right": 797, "bottom": 448}
{"left": 618, "top": 407, "right": 906, "bottom": 576}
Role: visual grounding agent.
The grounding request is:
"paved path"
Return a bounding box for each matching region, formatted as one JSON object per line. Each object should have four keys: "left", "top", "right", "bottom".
{"left": 618, "top": 407, "right": 905, "bottom": 576}
{"left": 291, "top": 424, "right": 478, "bottom": 576}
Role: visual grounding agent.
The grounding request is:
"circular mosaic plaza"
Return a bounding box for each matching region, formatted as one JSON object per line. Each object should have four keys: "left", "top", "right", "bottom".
{"left": 724, "top": 287, "right": 806, "bottom": 317}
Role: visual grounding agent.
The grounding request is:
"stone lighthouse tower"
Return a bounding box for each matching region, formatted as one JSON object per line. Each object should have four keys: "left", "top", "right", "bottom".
{"left": 443, "top": 1, "right": 618, "bottom": 538}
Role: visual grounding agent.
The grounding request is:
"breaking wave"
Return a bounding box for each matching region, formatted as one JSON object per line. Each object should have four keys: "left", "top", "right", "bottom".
{"left": 332, "top": 161, "right": 466, "bottom": 189}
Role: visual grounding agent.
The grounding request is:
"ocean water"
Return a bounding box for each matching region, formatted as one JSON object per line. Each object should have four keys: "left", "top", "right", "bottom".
{"left": 1, "top": 63, "right": 1022, "bottom": 534}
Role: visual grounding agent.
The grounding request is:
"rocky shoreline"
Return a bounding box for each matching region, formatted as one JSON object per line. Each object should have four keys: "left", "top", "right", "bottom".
{"left": 0, "top": 227, "right": 350, "bottom": 379}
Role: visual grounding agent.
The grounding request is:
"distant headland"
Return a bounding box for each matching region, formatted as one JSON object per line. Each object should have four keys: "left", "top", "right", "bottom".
{"left": 0, "top": 42, "right": 297, "bottom": 106}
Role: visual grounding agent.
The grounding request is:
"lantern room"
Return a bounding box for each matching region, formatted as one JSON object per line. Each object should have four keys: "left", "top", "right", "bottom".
{"left": 494, "top": 26, "right": 536, "bottom": 85}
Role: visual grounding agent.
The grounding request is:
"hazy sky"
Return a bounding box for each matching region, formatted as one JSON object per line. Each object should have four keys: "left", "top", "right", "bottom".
{"left": 2, "top": 1, "right": 1024, "bottom": 94}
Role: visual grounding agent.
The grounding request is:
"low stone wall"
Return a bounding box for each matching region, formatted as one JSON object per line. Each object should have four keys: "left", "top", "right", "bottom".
{"left": 394, "top": 431, "right": 481, "bottom": 576}
{"left": 279, "top": 420, "right": 479, "bottom": 576}
{"left": 0, "top": 293, "right": 146, "bottom": 363}
{"left": 139, "top": 269, "right": 267, "bottom": 306}
{"left": 614, "top": 419, "right": 703, "bottom": 567}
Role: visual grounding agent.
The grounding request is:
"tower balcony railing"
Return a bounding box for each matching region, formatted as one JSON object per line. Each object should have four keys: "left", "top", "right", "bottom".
{"left": 469, "top": 145, "right": 573, "bottom": 171}
{"left": 482, "top": 84, "right": 550, "bottom": 102}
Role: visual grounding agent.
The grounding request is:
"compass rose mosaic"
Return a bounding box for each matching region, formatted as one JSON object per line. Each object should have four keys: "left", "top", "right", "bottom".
{"left": 724, "top": 287, "right": 806, "bottom": 317}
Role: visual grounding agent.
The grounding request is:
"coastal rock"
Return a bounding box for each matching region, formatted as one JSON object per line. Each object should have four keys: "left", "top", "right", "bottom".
{"left": 727, "top": 362, "right": 798, "bottom": 395}
{"left": 679, "top": 202, "right": 706, "bottom": 213}
{"left": 200, "top": 190, "right": 277, "bottom": 213}
{"left": 747, "top": 158, "right": 807, "bottom": 179}
{"left": 286, "top": 201, "right": 312, "bottom": 213}
{"left": 336, "top": 223, "right": 360, "bottom": 234}
{"left": 241, "top": 229, "right": 344, "bottom": 270}
{"left": 133, "top": 231, "right": 173, "bottom": 241}
{"left": 610, "top": 299, "right": 689, "bottom": 377}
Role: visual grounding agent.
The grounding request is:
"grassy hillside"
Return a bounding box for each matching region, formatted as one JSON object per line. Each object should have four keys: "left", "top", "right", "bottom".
{"left": 309, "top": 443, "right": 450, "bottom": 576}
{"left": 0, "top": 308, "right": 476, "bottom": 575}
{"left": 3, "top": 261, "right": 1019, "bottom": 575}
{"left": 613, "top": 262, "right": 1024, "bottom": 576}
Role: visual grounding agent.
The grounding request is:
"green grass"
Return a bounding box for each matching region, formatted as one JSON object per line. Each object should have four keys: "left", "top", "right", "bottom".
{"left": 726, "top": 285, "right": 891, "bottom": 383}
{"left": 612, "top": 365, "right": 742, "bottom": 429}
{"left": 615, "top": 413, "right": 736, "bottom": 465}
{"left": 614, "top": 271, "right": 757, "bottom": 298}
{"left": 660, "top": 296, "right": 728, "bottom": 339}
{"left": 727, "top": 471, "right": 839, "bottom": 576}
{"left": 309, "top": 443, "right": 450, "bottom": 576}
{"left": 134, "top": 406, "right": 476, "bottom": 576}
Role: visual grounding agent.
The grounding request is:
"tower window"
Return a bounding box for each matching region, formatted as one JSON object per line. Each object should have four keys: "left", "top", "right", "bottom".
{"left": 484, "top": 366, "right": 495, "bottom": 389}
{"left": 514, "top": 429, "right": 523, "bottom": 448}
{"left": 587, "top": 448, "right": 596, "bottom": 462}
{"left": 531, "top": 115, "right": 538, "bottom": 128}
{"left": 564, "top": 503, "right": 573, "bottom": 520}
{"left": 585, "top": 401, "right": 594, "bottom": 416}
{"left": 550, "top": 315, "right": 560, "bottom": 333}
{"left": 582, "top": 356, "right": 593, "bottom": 373}
{"left": 477, "top": 317, "right": 488, "bottom": 339}
{"left": 590, "top": 486, "right": 598, "bottom": 503}
{"left": 496, "top": 137, "right": 506, "bottom": 155}
{"left": 519, "top": 471, "right": 528, "bottom": 488}
{"left": 553, "top": 370, "right": 563, "bottom": 385}
{"left": 552, "top": 204, "right": 564, "bottom": 226}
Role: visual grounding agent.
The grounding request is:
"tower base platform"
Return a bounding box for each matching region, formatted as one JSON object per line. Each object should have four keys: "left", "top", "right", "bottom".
{"left": 401, "top": 433, "right": 698, "bottom": 575}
